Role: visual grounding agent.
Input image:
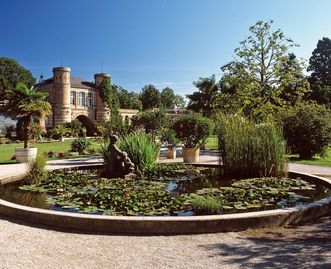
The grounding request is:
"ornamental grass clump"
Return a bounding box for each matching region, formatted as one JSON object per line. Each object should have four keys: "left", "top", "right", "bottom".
{"left": 172, "top": 114, "right": 212, "bottom": 148}
{"left": 117, "top": 132, "right": 160, "bottom": 173}
{"left": 217, "top": 115, "right": 287, "bottom": 178}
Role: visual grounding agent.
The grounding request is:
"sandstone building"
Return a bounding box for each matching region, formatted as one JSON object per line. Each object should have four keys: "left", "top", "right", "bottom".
{"left": 36, "top": 67, "right": 138, "bottom": 134}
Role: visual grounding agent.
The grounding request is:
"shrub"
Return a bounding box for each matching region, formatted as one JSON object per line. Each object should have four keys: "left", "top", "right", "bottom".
{"left": 160, "top": 128, "right": 179, "bottom": 149}
{"left": 172, "top": 114, "right": 212, "bottom": 148}
{"left": 217, "top": 115, "right": 287, "bottom": 178}
{"left": 71, "top": 137, "right": 91, "bottom": 153}
{"left": 190, "top": 194, "right": 221, "bottom": 215}
{"left": 117, "top": 132, "right": 160, "bottom": 173}
{"left": 26, "top": 154, "right": 47, "bottom": 183}
{"left": 131, "top": 110, "right": 169, "bottom": 141}
{"left": 282, "top": 103, "right": 331, "bottom": 159}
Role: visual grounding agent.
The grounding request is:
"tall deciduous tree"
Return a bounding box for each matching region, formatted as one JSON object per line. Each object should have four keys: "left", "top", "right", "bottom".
{"left": 307, "top": 37, "right": 331, "bottom": 107}
{"left": 0, "top": 57, "right": 35, "bottom": 102}
{"left": 160, "top": 87, "right": 176, "bottom": 109}
{"left": 115, "top": 85, "right": 142, "bottom": 110}
{"left": 220, "top": 20, "right": 309, "bottom": 120}
{"left": 139, "top": 84, "right": 161, "bottom": 110}
{"left": 187, "top": 75, "right": 219, "bottom": 117}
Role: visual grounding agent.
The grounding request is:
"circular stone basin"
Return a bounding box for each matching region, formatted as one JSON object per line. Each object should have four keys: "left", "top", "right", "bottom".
{"left": 1, "top": 166, "right": 330, "bottom": 216}
{"left": 1, "top": 165, "right": 331, "bottom": 235}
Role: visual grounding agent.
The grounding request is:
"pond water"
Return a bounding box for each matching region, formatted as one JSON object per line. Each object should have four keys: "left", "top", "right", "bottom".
{"left": 0, "top": 166, "right": 330, "bottom": 216}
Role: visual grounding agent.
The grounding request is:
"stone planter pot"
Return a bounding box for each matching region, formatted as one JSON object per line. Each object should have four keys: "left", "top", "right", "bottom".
{"left": 182, "top": 147, "right": 200, "bottom": 163}
{"left": 15, "top": 147, "right": 38, "bottom": 163}
{"left": 165, "top": 148, "right": 176, "bottom": 159}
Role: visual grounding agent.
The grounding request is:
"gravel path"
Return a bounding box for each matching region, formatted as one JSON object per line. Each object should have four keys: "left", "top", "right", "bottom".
{"left": 1, "top": 214, "right": 331, "bottom": 269}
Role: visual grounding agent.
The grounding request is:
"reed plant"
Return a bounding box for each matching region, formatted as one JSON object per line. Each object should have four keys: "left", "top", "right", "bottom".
{"left": 117, "top": 132, "right": 160, "bottom": 173}
{"left": 26, "top": 154, "right": 47, "bottom": 183}
{"left": 217, "top": 115, "right": 287, "bottom": 178}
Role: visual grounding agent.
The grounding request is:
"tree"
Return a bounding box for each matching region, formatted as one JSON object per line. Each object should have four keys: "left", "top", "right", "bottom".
{"left": 220, "top": 20, "right": 309, "bottom": 120}
{"left": 131, "top": 110, "right": 168, "bottom": 141}
{"left": 64, "top": 119, "right": 83, "bottom": 137}
{"left": 5, "top": 82, "right": 51, "bottom": 148}
{"left": 174, "top": 94, "right": 186, "bottom": 109}
{"left": 187, "top": 75, "right": 219, "bottom": 117}
{"left": 307, "top": 37, "right": 331, "bottom": 107}
{"left": 139, "top": 84, "right": 161, "bottom": 110}
{"left": 0, "top": 57, "right": 35, "bottom": 102}
{"left": 160, "top": 87, "right": 176, "bottom": 109}
{"left": 115, "top": 85, "right": 142, "bottom": 110}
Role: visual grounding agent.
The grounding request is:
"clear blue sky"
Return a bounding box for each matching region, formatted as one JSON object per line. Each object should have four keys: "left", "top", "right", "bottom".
{"left": 1, "top": 0, "right": 331, "bottom": 96}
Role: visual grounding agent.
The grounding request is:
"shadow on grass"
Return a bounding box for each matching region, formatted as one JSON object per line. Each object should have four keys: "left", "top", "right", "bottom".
{"left": 199, "top": 216, "right": 331, "bottom": 268}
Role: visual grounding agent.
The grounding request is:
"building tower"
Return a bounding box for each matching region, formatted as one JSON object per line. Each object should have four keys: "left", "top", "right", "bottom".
{"left": 94, "top": 73, "right": 111, "bottom": 122}
{"left": 52, "top": 67, "right": 72, "bottom": 125}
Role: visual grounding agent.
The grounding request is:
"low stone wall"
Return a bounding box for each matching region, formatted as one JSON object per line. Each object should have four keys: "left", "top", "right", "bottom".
{"left": 0, "top": 168, "right": 331, "bottom": 235}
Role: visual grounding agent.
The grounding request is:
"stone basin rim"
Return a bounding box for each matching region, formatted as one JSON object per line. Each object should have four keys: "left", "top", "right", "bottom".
{"left": 0, "top": 166, "right": 331, "bottom": 235}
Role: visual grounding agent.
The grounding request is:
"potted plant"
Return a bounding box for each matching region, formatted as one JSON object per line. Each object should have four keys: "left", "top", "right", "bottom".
{"left": 160, "top": 128, "right": 179, "bottom": 159}
{"left": 4, "top": 82, "right": 51, "bottom": 163}
{"left": 172, "top": 114, "right": 212, "bottom": 163}
{"left": 52, "top": 125, "right": 70, "bottom": 142}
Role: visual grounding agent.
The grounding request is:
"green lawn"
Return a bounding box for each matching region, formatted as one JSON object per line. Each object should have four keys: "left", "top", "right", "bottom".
{"left": 205, "top": 135, "right": 218, "bottom": 150}
{"left": 289, "top": 148, "right": 331, "bottom": 167}
{"left": 0, "top": 139, "right": 101, "bottom": 164}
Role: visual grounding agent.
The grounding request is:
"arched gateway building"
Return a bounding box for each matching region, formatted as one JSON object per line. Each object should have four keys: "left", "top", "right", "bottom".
{"left": 36, "top": 67, "right": 138, "bottom": 134}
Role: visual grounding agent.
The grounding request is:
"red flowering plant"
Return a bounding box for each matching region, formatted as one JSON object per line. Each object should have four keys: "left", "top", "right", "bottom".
{"left": 172, "top": 114, "right": 212, "bottom": 148}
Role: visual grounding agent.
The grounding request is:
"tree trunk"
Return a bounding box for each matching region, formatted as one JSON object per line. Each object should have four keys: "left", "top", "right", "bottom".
{"left": 23, "top": 115, "right": 31, "bottom": 148}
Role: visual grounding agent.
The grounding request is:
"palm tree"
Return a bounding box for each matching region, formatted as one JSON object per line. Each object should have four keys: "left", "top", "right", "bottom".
{"left": 5, "top": 82, "right": 51, "bottom": 148}
{"left": 187, "top": 75, "right": 219, "bottom": 117}
{"left": 52, "top": 125, "right": 70, "bottom": 142}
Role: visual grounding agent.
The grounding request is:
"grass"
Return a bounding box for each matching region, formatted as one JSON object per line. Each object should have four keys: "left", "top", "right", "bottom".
{"left": 0, "top": 139, "right": 101, "bottom": 164}
{"left": 205, "top": 135, "right": 218, "bottom": 150}
{"left": 289, "top": 148, "right": 331, "bottom": 167}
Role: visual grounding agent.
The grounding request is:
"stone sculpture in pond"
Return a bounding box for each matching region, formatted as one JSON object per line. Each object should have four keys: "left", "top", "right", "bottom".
{"left": 103, "top": 135, "right": 138, "bottom": 178}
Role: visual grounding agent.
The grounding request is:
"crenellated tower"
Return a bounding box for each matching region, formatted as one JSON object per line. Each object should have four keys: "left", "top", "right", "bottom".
{"left": 52, "top": 67, "right": 72, "bottom": 125}
{"left": 94, "top": 73, "right": 111, "bottom": 122}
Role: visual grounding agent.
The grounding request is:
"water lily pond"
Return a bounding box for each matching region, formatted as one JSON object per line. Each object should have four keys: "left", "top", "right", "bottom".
{"left": 0, "top": 163, "right": 330, "bottom": 216}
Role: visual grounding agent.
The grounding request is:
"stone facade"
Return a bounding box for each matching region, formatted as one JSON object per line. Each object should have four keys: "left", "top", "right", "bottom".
{"left": 36, "top": 67, "right": 139, "bottom": 131}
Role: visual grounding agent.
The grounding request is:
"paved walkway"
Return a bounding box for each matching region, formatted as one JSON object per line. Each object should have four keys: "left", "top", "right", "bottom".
{"left": 1, "top": 153, "right": 331, "bottom": 268}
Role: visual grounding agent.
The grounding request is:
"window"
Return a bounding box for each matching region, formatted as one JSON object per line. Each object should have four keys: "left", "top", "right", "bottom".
{"left": 87, "top": 92, "right": 93, "bottom": 107}
{"left": 78, "top": 92, "right": 85, "bottom": 106}
{"left": 70, "top": 91, "right": 76, "bottom": 105}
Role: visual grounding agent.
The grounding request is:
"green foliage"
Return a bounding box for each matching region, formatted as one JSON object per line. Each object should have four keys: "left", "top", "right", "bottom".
{"left": 282, "top": 103, "right": 331, "bottom": 159}
{"left": 117, "top": 132, "right": 160, "bottom": 173}
{"left": 217, "top": 115, "right": 287, "bottom": 178}
{"left": 194, "top": 177, "right": 313, "bottom": 213}
{"left": 115, "top": 85, "right": 142, "bottom": 110}
{"left": 219, "top": 20, "right": 309, "bottom": 121}
{"left": 190, "top": 195, "right": 221, "bottom": 215}
{"left": 4, "top": 82, "right": 51, "bottom": 148}
{"left": 71, "top": 137, "right": 91, "bottom": 153}
{"left": 187, "top": 75, "right": 219, "bottom": 117}
{"left": 26, "top": 154, "right": 47, "bottom": 183}
{"left": 131, "top": 110, "right": 168, "bottom": 140}
{"left": 51, "top": 125, "right": 70, "bottom": 140}
{"left": 172, "top": 114, "right": 212, "bottom": 148}
{"left": 0, "top": 57, "right": 35, "bottom": 103}
{"left": 144, "top": 163, "right": 191, "bottom": 178}
{"left": 139, "top": 84, "right": 161, "bottom": 109}
{"left": 100, "top": 77, "right": 120, "bottom": 119}
{"left": 160, "top": 128, "right": 179, "bottom": 149}
{"left": 160, "top": 87, "right": 176, "bottom": 109}
{"left": 307, "top": 37, "right": 331, "bottom": 107}
{"left": 95, "top": 115, "right": 129, "bottom": 139}
{"left": 64, "top": 119, "right": 83, "bottom": 137}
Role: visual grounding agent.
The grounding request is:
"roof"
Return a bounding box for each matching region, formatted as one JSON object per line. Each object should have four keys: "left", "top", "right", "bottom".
{"left": 35, "top": 76, "right": 95, "bottom": 89}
